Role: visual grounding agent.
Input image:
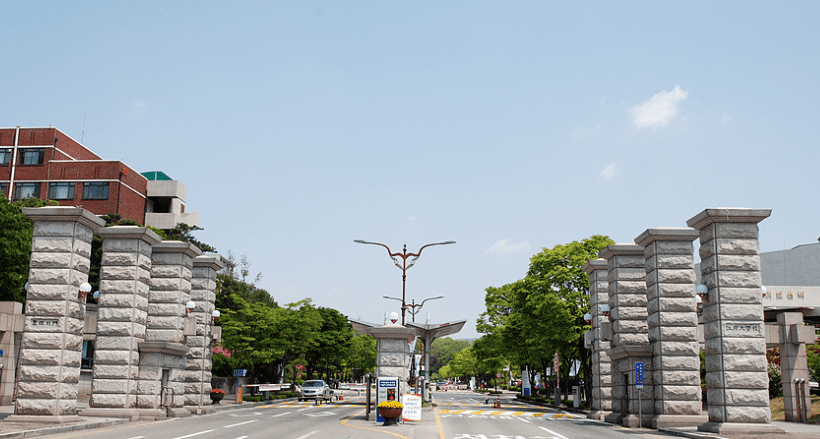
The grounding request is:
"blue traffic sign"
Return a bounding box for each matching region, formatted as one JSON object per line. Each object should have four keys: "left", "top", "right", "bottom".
{"left": 635, "top": 362, "right": 643, "bottom": 389}
{"left": 233, "top": 369, "right": 248, "bottom": 377}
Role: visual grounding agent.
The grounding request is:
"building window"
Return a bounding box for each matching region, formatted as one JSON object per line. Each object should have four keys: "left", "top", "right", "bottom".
{"left": 82, "top": 182, "right": 109, "bottom": 199}
{"left": 0, "top": 149, "right": 10, "bottom": 166}
{"left": 17, "top": 148, "right": 45, "bottom": 165}
{"left": 13, "top": 182, "right": 41, "bottom": 200}
{"left": 81, "top": 340, "right": 94, "bottom": 370}
{"left": 0, "top": 183, "right": 7, "bottom": 197}
{"left": 48, "top": 182, "right": 75, "bottom": 200}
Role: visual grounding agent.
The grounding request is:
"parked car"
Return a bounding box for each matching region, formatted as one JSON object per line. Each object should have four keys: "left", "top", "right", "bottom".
{"left": 298, "top": 380, "right": 332, "bottom": 402}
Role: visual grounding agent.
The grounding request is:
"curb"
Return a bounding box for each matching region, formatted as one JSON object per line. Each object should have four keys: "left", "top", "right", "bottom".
{"left": 658, "top": 428, "right": 727, "bottom": 439}
{"left": 0, "top": 418, "right": 129, "bottom": 439}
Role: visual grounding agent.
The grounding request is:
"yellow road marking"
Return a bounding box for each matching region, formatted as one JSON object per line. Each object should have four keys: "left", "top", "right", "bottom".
{"left": 511, "top": 411, "right": 524, "bottom": 416}
{"left": 472, "top": 410, "right": 486, "bottom": 415}
{"left": 490, "top": 411, "right": 504, "bottom": 415}
{"left": 340, "top": 409, "right": 411, "bottom": 439}
{"left": 533, "top": 413, "right": 544, "bottom": 417}
{"left": 433, "top": 406, "right": 446, "bottom": 439}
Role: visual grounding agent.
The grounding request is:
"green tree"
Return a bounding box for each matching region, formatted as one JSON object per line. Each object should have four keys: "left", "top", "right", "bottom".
{"left": 524, "top": 235, "right": 613, "bottom": 403}
{"left": 346, "top": 333, "right": 377, "bottom": 382}
{"left": 429, "top": 337, "right": 471, "bottom": 374}
{"left": 0, "top": 196, "right": 56, "bottom": 303}
{"left": 303, "top": 307, "right": 354, "bottom": 381}
{"left": 809, "top": 344, "right": 820, "bottom": 381}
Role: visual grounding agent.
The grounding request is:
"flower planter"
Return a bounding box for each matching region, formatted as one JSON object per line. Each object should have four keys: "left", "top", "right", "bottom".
{"left": 379, "top": 407, "right": 402, "bottom": 426}
{"left": 210, "top": 392, "right": 225, "bottom": 404}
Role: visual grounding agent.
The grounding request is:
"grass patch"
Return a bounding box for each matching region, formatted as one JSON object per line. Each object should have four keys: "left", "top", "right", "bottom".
{"left": 770, "top": 395, "right": 820, "bottom": 423}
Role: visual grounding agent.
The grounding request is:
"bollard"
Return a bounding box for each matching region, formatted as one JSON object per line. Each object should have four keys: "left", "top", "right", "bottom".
{"left": 495, "top": 395, "right": 501, "bottom": 409}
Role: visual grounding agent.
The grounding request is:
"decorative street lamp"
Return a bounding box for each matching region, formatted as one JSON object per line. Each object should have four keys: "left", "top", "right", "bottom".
{"left": 384, "top": 295, "right": 444, "bottom": 323}
{"left": 355, "top": 240, "right": 455, "bottom": 325}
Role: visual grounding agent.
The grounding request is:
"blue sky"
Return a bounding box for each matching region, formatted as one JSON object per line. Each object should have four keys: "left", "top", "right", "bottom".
{"left": 2, "top": 1, "right": 819, "bottom": 339}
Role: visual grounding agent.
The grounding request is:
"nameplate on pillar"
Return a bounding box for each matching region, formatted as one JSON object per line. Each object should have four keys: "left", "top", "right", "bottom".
{"left": 723, "top": 323, "right": 762, "bottom": 337}
{"left": 31, "top": 318, "right": 60, "bottom": 327}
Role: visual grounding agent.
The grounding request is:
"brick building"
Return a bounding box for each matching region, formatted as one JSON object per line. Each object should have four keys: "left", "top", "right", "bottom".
{"left": 0, "top": 126, "right": 197, "bottom": 228}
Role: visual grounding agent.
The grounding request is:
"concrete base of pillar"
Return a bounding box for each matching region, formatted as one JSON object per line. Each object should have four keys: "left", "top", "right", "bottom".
{"left": 621, "top": 414, "right": 652, "bottom": 428}
{"left": 185, "top": 405, "right": 218, "bottom": 415}
{"left": 588, "top": 410, "right": 611, "bottom": 421}
{"left": 4, "top": 415, "right": 84, "bottom": 424}
{"left": 651, "top": 414, "right": 708, "bottom": 429}
{"left": 80, "top": 407, "right": 192, "bottom": 421}
{"left": 605, "top": 412, "right": 625, "bottom": 424}
{"left": 698, "top": 422, "right": 786, "bottom": 435}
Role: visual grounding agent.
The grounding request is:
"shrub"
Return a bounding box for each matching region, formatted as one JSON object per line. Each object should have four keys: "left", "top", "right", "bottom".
{"left": 377, "top": 400, "right": 403, "bottom": 409}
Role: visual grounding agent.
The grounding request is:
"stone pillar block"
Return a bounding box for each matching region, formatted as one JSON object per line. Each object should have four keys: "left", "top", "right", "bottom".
{"left": 600, "top": 243, "right": 653, "bottom": 426}
{"left": 687, "top": 208, "right": 783, "bottom": 435}
{"left": 13, "top": 207, "right": 103, "bottom": 421}
{"left": 635, "top": 228, "right": 706, "bottom": 429}
{"left": 88, "top": 227, "right": 161, "bottom": 412}
{"left": 184, "top": 255, "right": 223, "bottom": 412}
{"left": 583, "top": 259, "right": 612, "bottom": 421}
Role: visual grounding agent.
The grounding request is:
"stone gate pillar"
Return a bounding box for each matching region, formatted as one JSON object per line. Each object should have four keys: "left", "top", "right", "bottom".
{"left": 583, "top": 258, "right": 612, "bottom": 421}
{"left": 136, "top": 241, "right": 200, "bottom": 418}
{"left": 686, "top": 208, "right": 782, "bottom": 434}
{"left": 635, "top": 228, "right": 707, "bottom": 428}
{"left": 184, "top": 255, "right": 223, "bottom": 414}
{"left": 82, "top": 226, "right": 161, "bottom": 420}
{"left": 601, "top": 244, "right": 654, "bottom": 428}
{"left": 777, "top": 311, "right": 813, "bottom": 422}
{"left": 12, "top": 207, "right": 104, "bottom": 421}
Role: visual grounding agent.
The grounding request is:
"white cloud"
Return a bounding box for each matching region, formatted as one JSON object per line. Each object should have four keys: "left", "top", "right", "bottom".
{"left": 407, "top": 215, "right": 417, "bottom": 222}
{"left": 630, "top": 86, "right": 688, "bottom": 130}
{"left": 600, "top": 163, "right": 617, "bottom": 180}
{"left": 721, "top": 114, "right": 733, "bottom": 124}
{"left": 132, "top": 99, "right": 146, "bottom": 109}
{"left": 486, "top": 239, "right": 531, "bottom": 255}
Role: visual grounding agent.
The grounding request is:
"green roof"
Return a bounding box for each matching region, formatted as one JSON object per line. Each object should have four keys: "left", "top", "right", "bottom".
{"left": 141, "top": 171, "right": 173, "bottom": 181}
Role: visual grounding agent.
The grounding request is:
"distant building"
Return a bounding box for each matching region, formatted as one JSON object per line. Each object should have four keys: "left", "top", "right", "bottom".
{"left": 0, "top": 126, "right": 197, "bottom": 228}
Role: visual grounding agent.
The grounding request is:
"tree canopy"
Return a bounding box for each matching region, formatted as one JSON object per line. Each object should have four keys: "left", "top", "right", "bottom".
{"left": 0, "top": 196, "right": 56, "bottom": 303}
{"left": 473, "top": 235, "right": 613, "bottom": 399}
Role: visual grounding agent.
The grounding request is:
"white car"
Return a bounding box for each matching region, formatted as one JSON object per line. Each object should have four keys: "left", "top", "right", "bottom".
{"left": 298, "top": 380, "right": 332, "bottom": 402}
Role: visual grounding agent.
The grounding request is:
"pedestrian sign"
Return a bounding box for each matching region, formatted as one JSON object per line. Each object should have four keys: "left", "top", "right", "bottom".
{"left": 635, "top": 362, "right": 643, "bottom": 389}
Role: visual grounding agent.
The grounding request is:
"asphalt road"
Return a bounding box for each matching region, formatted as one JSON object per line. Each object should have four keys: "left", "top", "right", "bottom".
{"left": 28, "top": 391, "right": 685, "bottom": 439}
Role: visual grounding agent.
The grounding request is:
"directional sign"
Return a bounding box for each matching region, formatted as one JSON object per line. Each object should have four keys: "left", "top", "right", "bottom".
{"left": 635, "top": 362, "right": 644, "bottom": 389}
{"left": 233, "top": 369, "right": 248, "bottom": 377}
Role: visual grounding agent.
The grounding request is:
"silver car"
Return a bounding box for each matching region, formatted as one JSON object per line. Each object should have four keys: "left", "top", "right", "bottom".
{"left": 298, "top": 380, "right": 332, "bottom": 402}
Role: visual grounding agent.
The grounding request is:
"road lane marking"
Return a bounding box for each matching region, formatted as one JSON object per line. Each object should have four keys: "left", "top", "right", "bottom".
{"left": 223, "top": 419, "right": 258, "bottom": 428}
{"left": 233, "top": 437, "right": 249, "bottom": 439}
{"left": 294, "top": 431, "right": 320, "bottom": 439}
{"left": 539, "top": 426, "right": 569, "bottom": 439}
{"left": 272, "top": 411, "right": 290, "bottom": 417}
{"left": 514, "top": 416, "right": 531, "bottom": 423}
{"left": 43, "top": 420, "right": 163, "bottom": 438}
{"left": 172, "top": 430, "right": 215, "bottom": 439}
{"left": 125, "top": 437, "right": 146, "bottom": 439}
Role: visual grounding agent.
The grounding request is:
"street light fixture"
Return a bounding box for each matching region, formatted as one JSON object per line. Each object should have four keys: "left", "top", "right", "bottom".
{"left": 355, "top": 240, "right": 455, "bottom": 325}
{"left": 384, "top": 295, "right": 444, "bottom": 323}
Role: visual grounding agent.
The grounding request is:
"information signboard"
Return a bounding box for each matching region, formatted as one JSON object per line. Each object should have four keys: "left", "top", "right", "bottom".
{"left": 375, "top": 377, "right": 400, "bottom": 424}
{"left": 401, "top": 394, "right": 422, "bottom": 421}
{"left": 233, "top": 369, "right": 248, "bottom": 377}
